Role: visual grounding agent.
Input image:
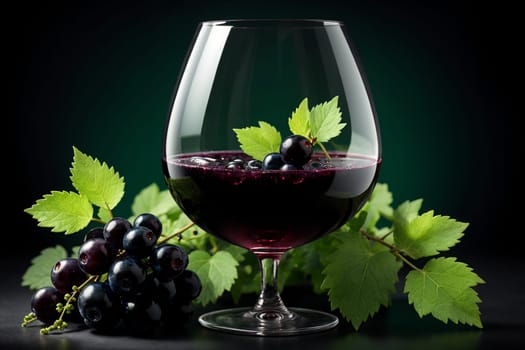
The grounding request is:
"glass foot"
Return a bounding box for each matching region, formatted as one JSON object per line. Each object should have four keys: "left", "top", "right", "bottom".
{"left": 198, "top": 307, "right": 339, "bottom": 336}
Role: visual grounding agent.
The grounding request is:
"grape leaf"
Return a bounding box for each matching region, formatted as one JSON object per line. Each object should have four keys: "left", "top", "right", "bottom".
{"left": 131, "top": 183, "right": 179, "bottom": 217}
{"left": 161, "top": 213, "right": 208, "bottom": 251}
{"left": 404, "top": 257, "right": 484, "bottom": 328}
{"left": 216, "top": 239, "right": 247, "bottom": 263}
{"left": 230, "top": 253, "right": 260, "bottom": 303}
{"left": 278, "top": 249, "right": 308, "bottom": 292}
{"left": 187, "top": 250, "right": 239, "bottom": 305}
{"left": 345, "top": 209, "right": 369, "bottom": 233}
{"left": 321, "top": 230, "right": 402, "bottom": 329}
{"left": 394, "top": 199, "right": 423, "bottom": 230}
{"left": 97, "top": 207, "right": 112, "bottom": 222}
{"left": 70, "top": 146, "right": 125, "bottom": 210}
{"left": 360, "top": 183, "right": 393, "bottom": 230}
{"left": 395, "top": 210, "right": 468, "bottom": 259}
{"left": 309, "top": 96, "right": 346, "bottom": 143}
{"left": 25, "top": 191, "right": 93, "bottom": 234}
{"left": 22, "top": 245, "right": 67, "bottom": 290}
{"left": 233, "top": 121, "right": 282, "bottom": 161}
{"left": 288, "top": 232, "right": 341, "bottom": 294}
{"left": 288, "top": 97, "right": 310, "bottom": 137}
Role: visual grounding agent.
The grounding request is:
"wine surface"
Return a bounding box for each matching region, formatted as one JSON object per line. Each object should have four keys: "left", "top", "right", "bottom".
{"left": 163, "top": 151, "right": 380, "bottom": 255}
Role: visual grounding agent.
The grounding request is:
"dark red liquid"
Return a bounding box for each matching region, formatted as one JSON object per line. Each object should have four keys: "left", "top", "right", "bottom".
{"left": 162, "top": 151, "right": 380, "bottom": 256}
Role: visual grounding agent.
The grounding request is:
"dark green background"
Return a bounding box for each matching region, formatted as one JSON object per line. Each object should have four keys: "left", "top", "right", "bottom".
{"left": 11, "top": 0, "right": 516, "bottom": 260}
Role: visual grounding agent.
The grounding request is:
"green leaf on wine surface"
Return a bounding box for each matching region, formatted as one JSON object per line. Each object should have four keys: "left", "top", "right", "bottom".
{"left": 321, "top": 230, "right": 402, "bottom": 330}
{"left": 188, "top": 250, "right": 239, "bottom": 306}
{"left": 233, "top": 121, "right": 282, "bottom": 161}
{"left": 394, "top": 210, "right": 468, "bottom": 259}
{"left": 70, "top": 146, "right": 125, "bottom": 210}
{"left": 25, "top": 191, "right": 93, "bottom": 234}
{"left": 309, "top": 96, "right": 346, "bottom": 143}
{"left": 404, "top": 257, "right": 484, "bottom": 328}
{"left": 22, "top": 245, "right": 68, "bottom": 290}
{"left": 288, "top": 97, "right": 311, "bottom": 137}
{"left": 360, "top": 183, "right": 394, "bottom": 230}
{"left": 131, "top": 183, "right": 179, "bottom": 217}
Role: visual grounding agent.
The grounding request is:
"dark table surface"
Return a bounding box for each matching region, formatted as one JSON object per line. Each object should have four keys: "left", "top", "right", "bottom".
{"left": 1, "top": 255, "right": 524, "bottom": 350}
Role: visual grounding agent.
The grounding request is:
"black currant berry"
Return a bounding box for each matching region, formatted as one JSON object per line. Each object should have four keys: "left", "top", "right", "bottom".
{"left": 174, "top": 269, "right": 202, "bottom": 301}
{"left": 150, "top": 244, "right": 189, "bottom": 282}
{"left": 83, "top": 227, "right": 104, "bottom": 242}
{"left": 280, "top": 163, "right": 300, "bottom": 170}
{"left": 31, "top": 287, "right": 63, "bottom": 325}
{"left": 103, "top": 217, "right": 132, "bottom": 250}
{"left": 78, "top": 238, "right": 116, "bottom": 275}
{"left": 154, "top": 279, "right": 177, "bottom": 308}
{"left": 133, "top": 213, "right": 163, "bottom": 239}
{"left": 262, "top": 152, "right": 285, "bottom": 170}
{"left": 246, "top": 159, "right": 262, "bottom": 170}
{"left": 77, "top": 282, "right": 121, "bottom": 331}
{"left": 279, "top": 135, "right": 313, "bottom": 166}
{"left": 51, "top": 258, "right": 88, "bottom": 293}
{"left": 108, "top": 257, "right": 147, "bottom": 295}
{"left": 123, "top": 226, "right": 157, "bottom": 258}
{"left": 225, "top": 161, "right": 244, "bottom": 170}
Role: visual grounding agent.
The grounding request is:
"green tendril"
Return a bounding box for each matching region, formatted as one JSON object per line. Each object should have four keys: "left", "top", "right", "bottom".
{"left": 21, "top": 312, "right": 38, "bottom": 327}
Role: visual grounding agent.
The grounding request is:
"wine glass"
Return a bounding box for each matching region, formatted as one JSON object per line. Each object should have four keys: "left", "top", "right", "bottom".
{"left": 162, "top": 19, "right": 381, "bottom": 336}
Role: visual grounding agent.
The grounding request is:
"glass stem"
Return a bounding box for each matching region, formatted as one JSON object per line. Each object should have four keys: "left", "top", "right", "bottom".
{"left": 252, "top": 256, "right": 294, "bottom": 320}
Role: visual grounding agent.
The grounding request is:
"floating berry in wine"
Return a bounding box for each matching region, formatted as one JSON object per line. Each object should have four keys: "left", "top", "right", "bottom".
{"left": 280, "top": 135, "right": 313, "bottom": 166}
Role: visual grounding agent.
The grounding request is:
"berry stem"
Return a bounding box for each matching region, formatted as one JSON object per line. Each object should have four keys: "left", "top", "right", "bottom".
{"left": 91, "top": 217, "right": 107, "bottom": 225}
{"left": 209, "top": 235, "right": 219, "bottom": 255}
{"left": 392, "top": 250, "right": 422, "bottom": 272}
{"left": 360, "top": 230, "right": 395, "bottom": 250}
{"left": 104, "top": 204, "right": 114, "bottom": 219}
{"left": 379, "top": 229, "right": 394, "bottom": 241}
{"left": 315, "top": 141, "right": 331, "bottom": 160}
{"left": 157, "top": 222, "right": 195, "bottom": 245}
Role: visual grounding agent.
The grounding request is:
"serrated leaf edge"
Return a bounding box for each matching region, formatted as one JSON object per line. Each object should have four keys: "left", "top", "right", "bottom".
{"left": 70, "top": 146, "right": 125, "bottom": 210}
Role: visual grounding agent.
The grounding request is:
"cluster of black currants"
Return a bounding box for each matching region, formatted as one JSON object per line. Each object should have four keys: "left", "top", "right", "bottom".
{"left": 24, "top": 213, "right": 201, "bottom": 336}
{"left": 262, "top": 135, "right": 314, "bottom": 170}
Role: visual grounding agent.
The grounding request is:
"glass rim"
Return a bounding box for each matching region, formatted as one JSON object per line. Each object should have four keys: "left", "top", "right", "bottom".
{"left": 200, "top": 19, "right": 344, "bottom": 28}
